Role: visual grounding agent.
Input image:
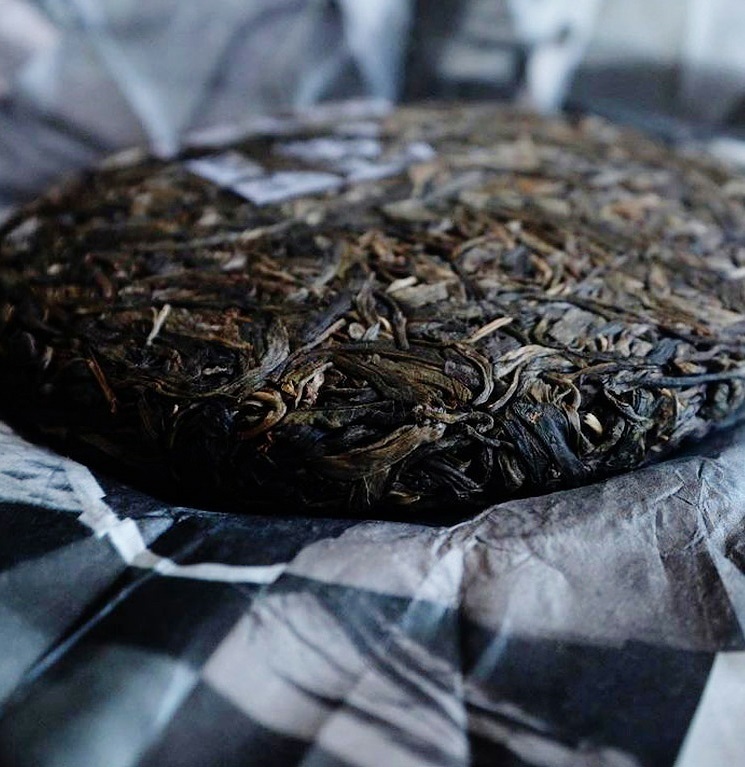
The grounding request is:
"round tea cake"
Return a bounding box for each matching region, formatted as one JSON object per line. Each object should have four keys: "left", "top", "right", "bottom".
{"left": 1, "top": 104, "right": 745, "bottom": 515}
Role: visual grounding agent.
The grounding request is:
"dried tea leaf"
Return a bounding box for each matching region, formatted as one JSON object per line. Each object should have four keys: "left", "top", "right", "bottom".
{"left": 1, "top": 104, "right": 745, "bottom": 516}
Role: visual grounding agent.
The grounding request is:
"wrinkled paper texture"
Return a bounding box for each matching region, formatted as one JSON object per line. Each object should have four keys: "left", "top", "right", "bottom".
{"left": 0, "top": 414, "right": 742, "bottom": 766}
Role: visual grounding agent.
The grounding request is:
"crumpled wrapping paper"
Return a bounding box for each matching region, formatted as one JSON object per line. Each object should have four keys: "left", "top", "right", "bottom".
{"left": 0, "top": 413, "right": 743, "bottom": 767}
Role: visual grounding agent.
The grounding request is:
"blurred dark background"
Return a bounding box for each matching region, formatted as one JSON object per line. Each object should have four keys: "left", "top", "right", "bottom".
{"left": 2, "top": 0, "right": 745, "bottom": 213}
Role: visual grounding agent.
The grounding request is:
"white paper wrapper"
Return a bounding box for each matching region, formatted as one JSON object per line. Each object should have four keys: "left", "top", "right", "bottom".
{"left": 0, "top": 413, "right": 742, "bottom": 767}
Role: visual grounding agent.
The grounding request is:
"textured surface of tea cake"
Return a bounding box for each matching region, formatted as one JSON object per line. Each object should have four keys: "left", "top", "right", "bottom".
{"left": 1, "top": 104, "right": 745, "bottom": 515}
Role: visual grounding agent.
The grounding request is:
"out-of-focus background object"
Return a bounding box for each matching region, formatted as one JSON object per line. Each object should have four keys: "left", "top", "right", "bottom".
{"left": 572, "top": 0, "right": 745, "bottom": 137}
{"left": 0, "top": 0, "right": 56, "bottom": 96}
{"left": 3, "top": 0, "right": 745, "bottom": 213}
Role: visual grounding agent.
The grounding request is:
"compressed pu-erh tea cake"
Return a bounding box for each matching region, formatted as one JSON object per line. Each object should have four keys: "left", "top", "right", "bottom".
{"left": 1, "top": 104, "right": 745, "bottom": 515}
